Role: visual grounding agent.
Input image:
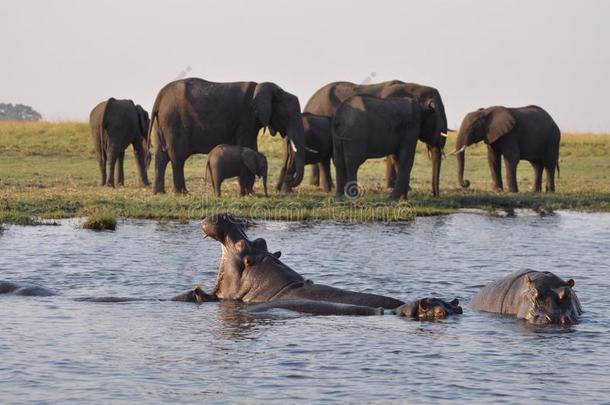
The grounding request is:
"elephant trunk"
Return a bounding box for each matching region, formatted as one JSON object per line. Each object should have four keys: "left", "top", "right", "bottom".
{"left": 430, "top": 146, "right": 442, "bottom": 197}
{"left": 285, "top": 120, "right": 306, "bottom": 188}
{"left": 455, "top": 133, "right": 470, "bottom": 188}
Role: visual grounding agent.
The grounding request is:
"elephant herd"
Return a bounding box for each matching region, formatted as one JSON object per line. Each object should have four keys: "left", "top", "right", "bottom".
{"left": 90, "top": 78, "right": 561, "bottom": 198}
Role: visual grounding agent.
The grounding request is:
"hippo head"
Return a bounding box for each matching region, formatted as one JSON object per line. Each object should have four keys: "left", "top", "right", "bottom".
{"left": 518, "top": 273, "right": 582, "bottom": 325}
{"left": 201, "top": 213, "right": 282, "bottom": 300}
{"left": 396, "top": 298, "right": 463, "bottom": 320}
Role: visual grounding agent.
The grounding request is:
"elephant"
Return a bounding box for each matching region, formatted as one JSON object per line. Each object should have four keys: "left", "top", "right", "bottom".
{"left": 89, "top": 98, "right": 151, "bottom": 187}
{"left": 198, "top": 213, "right": 462, "bottom": 318}
{"left": 451, "top": 105, "right": 561, "bottom": 192}
{"left": 149, "top": 78, "right": 306, "bottom": 194}
{"left": 304, "top": 81, "right": 448, "bottom": 196}
{"left": 332, "top": 95, "right": 432, "bottom": 199}
{"left": 470, "top": 269, "right": 582, "bottom": 325}
{"left": 205, "top": 144, "right": 268, "bottom": 197}
{"left": 276, "top": 113, "right": 333, "bottom": 192}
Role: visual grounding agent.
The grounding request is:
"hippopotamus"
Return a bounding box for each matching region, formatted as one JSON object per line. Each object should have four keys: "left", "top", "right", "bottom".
{"left": 199, "top": 213, "right": 462, "bottom": 319}
{"left": 470, "top": 269, "right": 582, "bottom": 325}
{"left": 0, "top": 281, "right": 55, "bottom": 296}
{"left": 0, "top": 281, "right": 215, "bottom": 303}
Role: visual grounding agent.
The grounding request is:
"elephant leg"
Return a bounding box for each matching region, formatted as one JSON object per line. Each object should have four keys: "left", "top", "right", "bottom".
{"left": 98, "top": 153, "right": 107, "bottom": 186}
{"left": 106, "top": 150, "right": 118, "bottom": 187}
{"left": 319, "top": 160, "right": 333, "bottom": 192}
{"left": 171, "top": 158, "right": 187, "bottom": 194}
{"left": 276, "top": 166, "right": 293, "bottom": 193}
{"left": 132, "top": 143, "right": 150, "bottom": 187}
{"left": 530, "top": 161, "right": 543, "bottom": 192}
{"left": 310, "top": 164, "right": 320, "bottom": 186}
{"left": 239, "top": 173, "right": 254, "bottom": 196}
{"left": 385, "top": 156, "right": 397, "bottom": 189}
{"left": 503, "top": 154, "right": 519, "bottom": 193}
{"left": 545, "top": 162, "right": 556, "bottom": 192}
{"left": 153, "top": 149, "right": 170, "bottom": 194}
{"left": 390, "top": 137, "right": 418, "bottom": 200}
{"left": 276, "top": 165, "right": 287, "bottom": 192}
{"left": 210, "top": 170, "right": 222, "bottom": 197}
{"left": 115, "top": 151, "right": 125, "bottom": 187}
{"left": 333, "top": 144, "right": 347, "bottom": 198}
{"left": 487, "top": 147, "right": 503, "bottom": 191}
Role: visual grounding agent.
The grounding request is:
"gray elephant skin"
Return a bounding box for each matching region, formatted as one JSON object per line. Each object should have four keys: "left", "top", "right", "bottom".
{"left": 304, "top": 80, "right": 448, "bottom": 196}
{"left": 89, "top": 98, "right": 150, "bottom": 187}
{"left": 149, "top": 78, "right": 306, "bottom": 194}
{"left": 453, "top": 105, "right": 561, "bottom": 192}
{"left": 205, "top": 144, "right": 268, "bottom": 197}
{"left": 200, "top": 213, "right": 462, "bottom": 319}
{"left": 276, "top": 113, "right": 333, "bottom": 192}
{"left": 470, "top": 269, "right": 582, "bottom": 325}
{"left": 332, "top": 95, "right": 432, "bottom": 199}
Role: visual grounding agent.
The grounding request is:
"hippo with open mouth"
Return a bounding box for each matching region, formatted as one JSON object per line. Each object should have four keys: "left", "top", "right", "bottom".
{"left": 199, "top": 213, "right": 462, "bottom": 319}
{"left": 470, "top": 269, "right": 582, "bottom": 325}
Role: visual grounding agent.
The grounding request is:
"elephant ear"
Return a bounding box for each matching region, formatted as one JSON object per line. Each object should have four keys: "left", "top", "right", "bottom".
{"left": 486, "top": 107, "right": 516, "bottom": 144}
{"left": 242, "top": 149, "right": 258, "bottom": 177}
{"left": 252, "top": 82, "right": 279, "bottom": 127}
{"left": 135, "top": 105, "right": 149, "bottom": 138}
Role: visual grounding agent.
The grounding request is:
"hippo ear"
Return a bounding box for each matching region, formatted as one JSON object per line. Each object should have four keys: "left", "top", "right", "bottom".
{"left": 565, "top": 279, "right": 575, "bottom": 288}
{"left": 419, "top": 298, "right": 429, "bottom": 310}
{"left": 450, "top": 298, "right": 459, "bottom": 307}
{"left": 272, "top": 251, "right": 281, "bottom": 258}
{"left": 193, "top": 285, "right": 204, "bottom": 303}
{"left": 524, "top": 274, "right": 532, "bottom": 287}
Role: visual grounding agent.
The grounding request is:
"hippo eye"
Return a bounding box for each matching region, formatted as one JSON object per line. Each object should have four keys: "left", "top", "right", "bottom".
{"left": 434, "top": 308, "right": 446, "bottom": 317}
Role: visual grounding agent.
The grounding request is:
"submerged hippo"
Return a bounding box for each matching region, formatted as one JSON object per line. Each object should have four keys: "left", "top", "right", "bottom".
{"left": 471, "top": 269, "right": 582, "bottom": 325}
{"left": 199, "top": 213, "right": 462, "bottom": 319}
{"left": 0, "top": 280, "right": 214, "bottom": 303}
{"left": 0, "top": 281, "right": 55, "bottom": 296}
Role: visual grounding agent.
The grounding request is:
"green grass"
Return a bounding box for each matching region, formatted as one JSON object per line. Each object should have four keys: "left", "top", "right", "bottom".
{"left": 82, "top": 211, "right": 117, "bottom": 231}
{"left": 1, "top": 121, "right": 609, "bottom": 223}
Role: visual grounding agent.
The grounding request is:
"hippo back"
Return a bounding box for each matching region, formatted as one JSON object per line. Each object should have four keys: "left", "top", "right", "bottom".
{"left": 237, "top": 255, "right": 305, "bottom": 303}
{"left": 470, "top": 269, "right": 537, "bottom": 315}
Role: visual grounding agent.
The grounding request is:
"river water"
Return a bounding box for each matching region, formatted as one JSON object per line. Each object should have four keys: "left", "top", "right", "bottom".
{"left": 1, "top": 211, "right": 609, "bottom": 404}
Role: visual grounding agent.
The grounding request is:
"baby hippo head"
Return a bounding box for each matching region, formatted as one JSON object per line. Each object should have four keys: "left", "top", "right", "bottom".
{"left": 396, "top": 298, "right": 462, "bottom": 320}
{"left": 521, "top": 274, "right": 581, "bottom": 325}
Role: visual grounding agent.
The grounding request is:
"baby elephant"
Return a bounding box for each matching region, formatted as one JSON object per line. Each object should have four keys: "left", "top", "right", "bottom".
{"left": 206, "top": 144, "right": 268, "bottom": 197}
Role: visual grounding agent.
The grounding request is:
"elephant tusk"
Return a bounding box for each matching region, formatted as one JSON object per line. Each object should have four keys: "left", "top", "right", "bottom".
{"left": 448, "top": 146, "right": 466, "bottom": 156}
{"left": 305, "top": 147, "right": 318, "bottom": 154}
{"left": 290, "top": 139, "right": 298, "bottom": 153}
{"left": 440, "top": 132, "right": 448, "bottom": 138}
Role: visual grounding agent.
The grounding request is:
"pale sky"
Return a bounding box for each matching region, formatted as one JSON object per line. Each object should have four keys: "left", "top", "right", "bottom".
{"left": 2, "top": 0, "right": 609, "bottom": 131}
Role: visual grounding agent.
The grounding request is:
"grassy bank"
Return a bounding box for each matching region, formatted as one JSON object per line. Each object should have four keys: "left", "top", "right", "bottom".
{"left": 1, "top": 121, "right": 609, "bottom": 223}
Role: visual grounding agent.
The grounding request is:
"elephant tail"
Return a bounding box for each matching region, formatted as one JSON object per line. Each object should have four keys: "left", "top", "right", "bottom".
{"left": 148, "top": 96, "right": 166, "bottom": 153}
{"left": 556, "top": 159, "right": 560, "bottom": 178}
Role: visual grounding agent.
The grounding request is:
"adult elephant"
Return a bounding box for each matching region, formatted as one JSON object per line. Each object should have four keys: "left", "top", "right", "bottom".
{"left": 89, "top": 98, "right": 150, "bottom": 187}
{"left": 304, "top": 80, "right": 448, "bottom": 196}
{"left": 333, "top": 95, "right": 433, "bottom": 199}
{"left": 451, "top": 105, "right": 560, "bottom": 192}
{"left": 149, "top": 78, "right": 306, "bottom": 194}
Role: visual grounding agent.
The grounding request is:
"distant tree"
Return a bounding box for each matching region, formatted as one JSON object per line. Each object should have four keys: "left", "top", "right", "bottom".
{"left": 0, "top": 103, "right": 42, "bottom": 121}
